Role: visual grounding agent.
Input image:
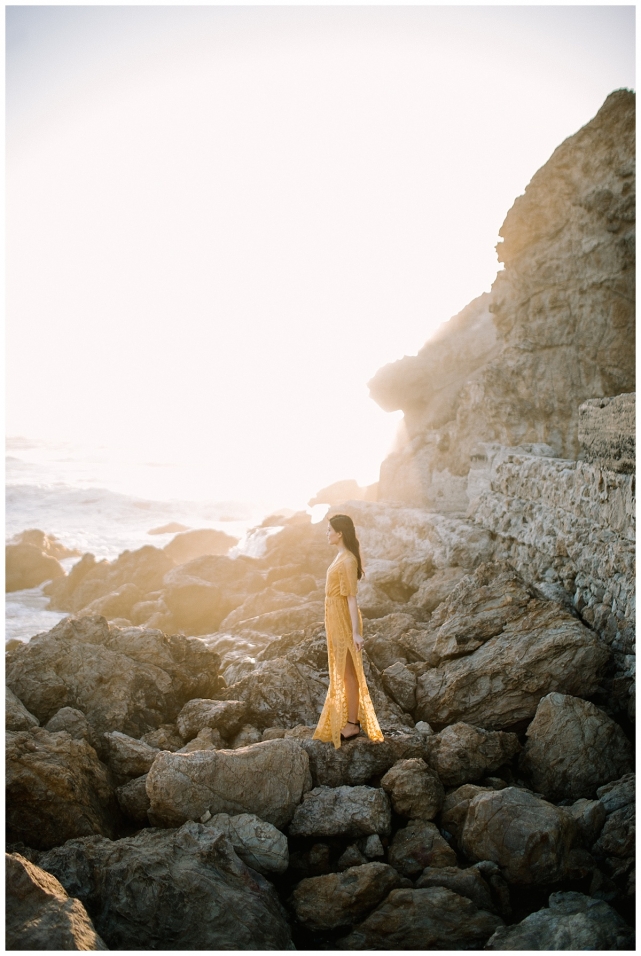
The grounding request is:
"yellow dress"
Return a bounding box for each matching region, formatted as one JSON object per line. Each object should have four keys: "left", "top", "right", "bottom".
{"left": 313, "top": 549, "right": 384, "bottom": 749}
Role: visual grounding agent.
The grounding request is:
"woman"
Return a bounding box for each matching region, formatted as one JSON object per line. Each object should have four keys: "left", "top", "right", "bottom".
{"left": 313, "top": 513, "right": 384, "bottom": 749}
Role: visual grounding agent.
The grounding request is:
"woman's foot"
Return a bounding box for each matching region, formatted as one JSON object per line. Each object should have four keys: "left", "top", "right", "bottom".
{"left": 340, "top": 720, "right": 361, "bottom": 741}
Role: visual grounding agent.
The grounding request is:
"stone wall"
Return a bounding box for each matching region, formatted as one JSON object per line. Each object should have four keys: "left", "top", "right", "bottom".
{"left": 472, "top": 398, "right": 635, "bottom": 721}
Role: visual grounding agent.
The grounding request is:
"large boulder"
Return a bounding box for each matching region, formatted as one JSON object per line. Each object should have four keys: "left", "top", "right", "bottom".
{"left": 47, "top": 546, "right": 174, "bottom": 613}
{"left": 487, "top": 890, "right": 634, "bottom": 950}
{"left": 288, "top": 786, "right": 391, "bottom": 839}
{"left": 415, "top": 864, "right": 495, "bottom": 912}
{"left": 381, "top": 661, "right": 417, "bottom": 712}
{"left": 146, "top": 737, "right": 311, "bottom": 829}
{"left": 5, "top": 616, "right": 220, "bottom": 745}
{"left": 45, "top": 707, "right": 95, "bottom": 746}
{"left": 204, "top": 812, "right": 289, "bottom": 875}
{"left": 161, "top": 554, "right": 264, "bottom": 634}
{"left": 291, "top": 863, "right": 402, "bottom": 930}
{"left": 163, "top": 528, "right": 239, "bottom": 564}
{"left": 6, "top": 852, "right": 107, "bottom": 951}
{"left": 300, "top": 732, "right": 427, "bottom": 788}
{"left": 6, "top": 543, "right": 64, "bottom": 592}
{"left": 338, "top": 886, "right": 503, "bottom": 949}
{"left": 219, "top": 587, "right": 311, "bottom": 630}
{"left": 37, "top": 822, "right": 294, "bottom": 950}
{"left": 6, "top": 687, "right": 39, "bottom": 732}
{"left": 220, "top": 658, "right": 327, "bottom": 729}
{"left": 440, "top": 784, "right": 493, "bottom": 839}
{"left": 102, "top": 731, "right": 160, "bottom": 779}
{"left": 176, "top": 698, "right": 247, "bottom": 741}
{"left": 387, "top": 820, "right": 457, "bottom": 877}
{"left": 115, "top": 774, "right": 151, "bottom": 824}
{"left": 415, "top": 566, "right": 609, "bottom": 730}
{"left": 10, "top": 528, "right": 80, "bottom": 560}
{"left": 424, "top": 722, "right": 521, "bottom": 786}
{"left": 6, "top": 728, "right": 117, "bottom": 850}
{"left": 592, "top": 778, "right": 635, "bottom": 896}
{"left": 520, "top": 693, "right": 633, "bottom": 800}
{"left": 458, "top": 787, "right": 581, "bottom": 884}
{"left": 380, "top": 758, "right": 444, "bottom": 820}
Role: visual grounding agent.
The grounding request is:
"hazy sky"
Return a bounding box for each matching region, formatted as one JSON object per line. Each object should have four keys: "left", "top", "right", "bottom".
{"left": 6, "top": 5, "right": 635, "bottom": 508}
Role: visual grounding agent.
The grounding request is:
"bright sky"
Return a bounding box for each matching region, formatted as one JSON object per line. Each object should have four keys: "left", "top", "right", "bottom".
{"left": 6, "top": 5, "right": 636, "bottom": 509}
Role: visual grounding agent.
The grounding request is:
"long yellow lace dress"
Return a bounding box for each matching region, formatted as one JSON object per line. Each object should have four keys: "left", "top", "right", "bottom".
{"left": 313, "top": 549, "right": 384, "bottom": 749}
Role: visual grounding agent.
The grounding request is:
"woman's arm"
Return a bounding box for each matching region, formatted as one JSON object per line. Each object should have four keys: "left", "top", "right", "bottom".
{"left": 346, "top": 595, "right": 363, "bottom": 651}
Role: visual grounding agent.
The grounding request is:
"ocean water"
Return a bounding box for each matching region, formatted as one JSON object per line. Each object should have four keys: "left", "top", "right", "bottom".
{"left": 5, "top": 436, "right": 299, "bottom": 644}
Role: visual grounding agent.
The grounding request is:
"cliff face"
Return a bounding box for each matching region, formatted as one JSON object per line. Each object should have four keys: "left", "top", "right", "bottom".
{"left": 370, "top": 89, "right": 635, "bottom": 510}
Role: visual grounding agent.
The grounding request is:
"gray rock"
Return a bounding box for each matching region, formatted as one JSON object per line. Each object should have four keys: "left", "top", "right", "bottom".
{"left": 115, "top": 774, "right": 151, "bottom": 824}
{"left": 440, "top": 784, "right": 492, "bottom": 839}
{"left": 230, "top": 724, "right": 263, "bottom": 749}
{"left": 6, "top": 543, "right": 65, "bottom": 592}
{"left": 176, "top": 698, "right": 247, "bottom": 741}
{"left": 338, "top": 845, "right": 368, "bottom": 870}
{"left": 291, "top": 862, "right": 402, "bottom": 930}
{"left": 204, "top": 812, "right": 288, "bottom": 874}
{"left": 289, "top": 786, "right": 391, "bottom": 839}
{"left": 140, "top": 723, "right": 184, "bottom": 751}
{"left": 592, "top": 802, "right": 635, "bottom": 893}
{"left": 487, "top": 890, "right": 634, "bottom": 949}
{"left": 380, "top": 758, "right": 444, "bottom": 819}
{"left": 103, "top": 730, "right": 159, "bottom": 778}
{"left": 220, "top": 658, "right": 326, "bottom": 729}
{"left": 425, "top": 721, "right": 521, "bottom": 786}
{"left": 381, "top": 661, "right": 417, "bottom": 712}
{"left": 415, "top": 864, "right": 494, "bottom": 912}
{"left": 415, "top": 567, "right": 609, "bottom": 730}
{"left": 6, "top": 687, "right": 39, "bottom": 732}
{"left": 597, "top": 772, "right": 635, "bottom": 814}
{"left": 459, "top": 787, "right": 580, "bottom": 884}
{"left": 177, "top": 726, "right": 225, "bottom": 752}
{"left": 38, "top": 821, "right": 294, "bottom": 949}
{"left": 146, "top": 737, "right": 311, "bottom": 829}
{"left": 520, "top": 693, "right": 633, "bottom": 800}
{"left": 5, "top": 616, "right": 220, "bottom": 744}
{"left": 300, "top": 732, "right": 427, "bottom": 788}
{"left": 6, "top": 852, "right": 107, "bottom": 951}
{"left": 387, "top": 820, "right": 457, "bottom": 877}
{"left": 360, "top": 834, "right": 385, "bottom": 859}
{"left": 161, "top": 553, "right": 264, "bottom": 634}
{"left": 567, "top": 798, "right": 606, "bottom": 846}
{"left": 7, "top": 728, "right": 117, "bottom": 850}
{"left": 45, "top": 706, "right": 95, "bottom": 746}
{"left": 338, "top": 886, "right": 503, "bottom": 949}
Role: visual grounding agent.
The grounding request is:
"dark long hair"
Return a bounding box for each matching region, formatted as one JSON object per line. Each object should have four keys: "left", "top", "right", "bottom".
{"left": 329, "top": 513, "right": 364, "bottom": 579}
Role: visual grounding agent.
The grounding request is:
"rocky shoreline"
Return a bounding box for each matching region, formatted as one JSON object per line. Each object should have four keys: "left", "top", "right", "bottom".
{"left": 5, "top": 89, "right": 636, "bottom": 950}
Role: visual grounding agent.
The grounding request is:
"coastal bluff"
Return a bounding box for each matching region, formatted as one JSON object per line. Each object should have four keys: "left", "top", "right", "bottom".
{"left": 5, "top": 90, "right": 635, "bottom": 950}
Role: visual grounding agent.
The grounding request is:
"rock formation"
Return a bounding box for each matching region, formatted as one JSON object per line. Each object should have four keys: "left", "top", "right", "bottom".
{"left": 370, "top": 90, "right": 634, "bottom": 509}
{"left": 5, "top": 90, "right": 635, "bottom": 950}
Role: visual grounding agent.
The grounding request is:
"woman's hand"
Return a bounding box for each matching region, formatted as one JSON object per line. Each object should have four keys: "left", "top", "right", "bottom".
{"left": 353, "top": 632, "right": 364, "bottom": 652}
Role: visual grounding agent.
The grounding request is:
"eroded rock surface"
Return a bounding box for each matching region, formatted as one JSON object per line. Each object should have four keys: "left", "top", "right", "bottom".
{"left": 338, "top": 886, "right": 503, "bottom": 950}
{"left": 204, "top": 812, "right": 289, "bottom": 874}
{"left": 147, "top": 737, "right": 310, "bottom": 829}
{"left": 6, "top": 687, "right": 39, "bottom": 732}
{"left": 414, "top": 565, "right": 608, "bottom": 729}
{"left": 520, "top": 693, "right": 633, "bottom": 800}
{"left": 424, "top": 721, "right": 521, "bottom": 786}
{"left": 291, "top": 862, "right": 402, "bottom": 930}
{"left": 387, "top": 820, "right": 457, "bottom": 877}
{"left": 380, "top": 758, "right": 444, "bottom": 820}
{"left": 7, "top": 728, "right": 117, "bottom": 849}
{"left": 37, "top": 822, "right": 294, "bottom": 950}
{"left": 487, "top": 890, "right": 634, "bottom": 950}
{"left": 459, "top": 787, "right": 580, "bottom": 884}
{"left": 6, "top": 851, "right": 107, "bottom": 951}
{"left": 5, "top": 616, "right": 220, "bottom": 744}
{"left": 288, "top": 786, "right": 391, "bottom": 839}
